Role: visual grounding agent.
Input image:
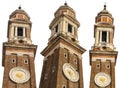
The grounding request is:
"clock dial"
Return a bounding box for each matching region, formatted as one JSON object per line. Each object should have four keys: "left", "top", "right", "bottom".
{"left": 9, "top": 67, "right": 30, "bottom": 83}
{"left": 63, "top": 63, "right": 79, "bottom": 82}
{"left": 94, "top": 72, "right": 111, "bottom": 87}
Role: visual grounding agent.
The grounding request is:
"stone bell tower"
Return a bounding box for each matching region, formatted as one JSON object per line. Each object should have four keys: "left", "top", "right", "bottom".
{"left": 39, "top": 3, "right": 86, "bottom": 88}
{"left": 2, "top": 6, "right": 37, "bottom": 88}
{"left": 89, "top": 5, "right": 118, "bottom": 88}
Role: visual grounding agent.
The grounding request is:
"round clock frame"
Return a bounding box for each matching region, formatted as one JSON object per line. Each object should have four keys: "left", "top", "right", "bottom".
{"left": 62, "top": 63, "right": 79, "bottom": 82}
{"left": 94, "top": 72, "right": 111, "bottom": 87}
{"left": 9, "top": 67, "right": 30, "bottom": 83}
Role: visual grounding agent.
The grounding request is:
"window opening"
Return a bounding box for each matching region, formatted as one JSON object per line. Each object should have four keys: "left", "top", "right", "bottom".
{"left": 62, "top": 85, "right": 67, "bottom": 88}
{"left": 96, "top": 64, "right": 100, "bottom": 69}
{"left": 12, "top": 59, "right": 16, "bottom": 63}
{"left": 55, "top": 25, "right": 58, "bottom": 33}
{"left": 64, "top": 53, "right": 67, "bottom": 58}
{"left": 74, "top": 59, "right": 77, "bottom": 64}
{"left": 102, "top": 31, "right": 107, "bottom": 42}
{"left": 24, "top": 60, "right": 28, "bottom": 64}
{"left": 17, "top": 27, "right": 23, "bottom": 36}
{"left": 68, "top": 24, "right": 72, "bottom": 33}
{"left": 106, "top": 64, "right": 110, "bottom": 69}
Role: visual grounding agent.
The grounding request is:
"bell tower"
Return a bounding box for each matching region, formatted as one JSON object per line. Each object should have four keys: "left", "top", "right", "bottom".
{"left": 2, "top": 6, "right": 37, "bottom": 88}
{"left": 89, "top": 5, "right": 118, "bottom": 88}
{"left": 39, "top": 3, "right": 86, "bottom": 88}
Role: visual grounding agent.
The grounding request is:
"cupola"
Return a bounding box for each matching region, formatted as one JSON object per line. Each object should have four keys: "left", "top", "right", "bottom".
{"left": 49, "top": 3, "right": 80, "bottom": 44}
{"left": 7, "top": 6, "right": 32, "bottom": 44}
{"left": 93, "top": 4, "right": 115, "bottom": 51}
{"left": 54, "top": 2, "right": 76, "bottom": 18}
{"left": 95, "top": 4, "right": 113, "bottom": 25}
{"left": 9, "top": 6, "right": 31, "bottom": 22}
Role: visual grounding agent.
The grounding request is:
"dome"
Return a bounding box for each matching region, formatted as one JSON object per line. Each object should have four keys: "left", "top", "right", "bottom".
{"left": 54, "top": 3, "right": 76, "bottom": 18}
{"left": 9, "top": 6, "right": 30, "bottom": 22}
{"left": 97, "top": 5, "right": 112, "bottom": 17}
{"left": 95, "top": 5, "right": 113, "bottom": 24}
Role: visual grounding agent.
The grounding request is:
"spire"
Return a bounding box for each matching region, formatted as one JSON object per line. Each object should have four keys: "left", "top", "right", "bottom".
{"left": 64, "top": 1, "right": 67, "bottom": 6}
{"left": 104, "top": 2, "right": 106, "bottom": 10}
{"left": 18, "top": 5, "right": 21, "bottom": 10}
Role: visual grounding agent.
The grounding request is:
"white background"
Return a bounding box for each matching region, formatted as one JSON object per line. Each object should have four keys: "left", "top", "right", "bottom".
{"left": 0, "top": 0, "right": 120, "bottom": 88}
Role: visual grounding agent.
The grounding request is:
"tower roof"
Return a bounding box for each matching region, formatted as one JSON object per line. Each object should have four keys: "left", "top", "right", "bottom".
{"left": 95, "top": 4, "right": 113, "bottom": 25}
{"left": 9, "top": 6, "right": 30, "bottom": 22}
{"left": 50, "top": 3, "right": 80, "bottom": 29}
{"left": 97, "top": 4, "right": 112, "bottom": 17}
{"left": 54, "top": 3, "right": 76, "bottom": 18}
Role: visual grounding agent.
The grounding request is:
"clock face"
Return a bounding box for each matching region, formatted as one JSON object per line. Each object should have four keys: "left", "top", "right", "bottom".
{"left": 9, "top": 67, "right": 30, "bottom": 83}
{"left": 62, "top": 63, "right": 79, "bottom": 82}
{"left": 94, "top": 72, "right": 111, "bottom": 87}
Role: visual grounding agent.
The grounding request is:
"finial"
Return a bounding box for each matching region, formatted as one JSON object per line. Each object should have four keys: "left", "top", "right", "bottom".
{"left": 64, "top": 1, "right": 67, "bottom": 6}
{"left": 18, "top": 4, "right": 21, "bottom": 9}
{"left": 104, "top": 2, "right": 107, "bottom": 10}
